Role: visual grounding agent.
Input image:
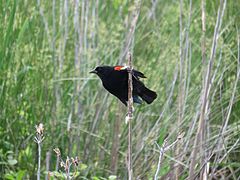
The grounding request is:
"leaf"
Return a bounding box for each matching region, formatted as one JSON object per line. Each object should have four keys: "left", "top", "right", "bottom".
{"left": 0, "top": 161, "right": 8, "bottom": 165}
{"left": 113, "top": 0, "right": 121, "bottom": 9}
{"left": 16, "top": 170, "right": 26, "bottom": 180}
{"left": 51, "top": 171, "right": 65, "bottom": 178}
{"left": 6, "top": 151, "right": 14, "bottom": 155}
{"left": 108, "top": 175, "right": 117, "bottom": 180}
{"left": 8, "top": 159, "right": 17, "bottom": 166}
{"left": 80, "top": 163, "right": 87, "bottom": 170}
{"left": 92, "top": 177, "right": 101, "bottom": 180}
{"left": 4, "top": 173, "right": 15, "bottom": 180}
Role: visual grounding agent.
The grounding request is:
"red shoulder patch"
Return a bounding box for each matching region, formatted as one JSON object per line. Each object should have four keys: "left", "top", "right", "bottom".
{"left": 114, "top": 66, "right": 124, "bottom": 71}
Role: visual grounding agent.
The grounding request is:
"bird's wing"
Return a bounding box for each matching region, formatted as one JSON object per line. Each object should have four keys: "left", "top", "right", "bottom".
{"left": 113, "top": 66, "right": 146, "bottom": 79}
{"left": 132, "top": 69, "right": 146, "bottom": 79}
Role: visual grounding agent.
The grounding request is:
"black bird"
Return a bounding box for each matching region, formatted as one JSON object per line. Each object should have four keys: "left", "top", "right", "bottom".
{"left": 90, "top": 65, "right": 157, "bottom": 106}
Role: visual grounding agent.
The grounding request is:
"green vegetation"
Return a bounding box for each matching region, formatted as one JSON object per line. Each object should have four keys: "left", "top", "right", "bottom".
{"left": 0, "top": 0, "right": 239, "bottom": 179}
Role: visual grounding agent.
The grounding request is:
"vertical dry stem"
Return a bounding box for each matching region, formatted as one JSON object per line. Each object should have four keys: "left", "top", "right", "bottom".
{"left": 110, "top": 106, "right": 121, "bottom": 174}
{"left": 45, "top": 151, "right": 51, "bottom": 180}
{"left": 34, "top": 123, "right": 44, "bottom": 180}
{"left": 127, "top": 52, "right": 133, "bottom": 180}
{"left": 189, "top": 0, "right": 227, "bottom": 179}
{"left": 210, "top": 26, "right": 240, "bottom": 178}
{"left": 175, "top": 0, "right": 184, "bottom": 178}
{"left": 37, "top": 142, "right": 41, "bottom": 180}
{"left": 119, "top": 0, "right": 141, "bottom": 64}
{"left": 201, "top": 0, "right": 207, "bottom": 179}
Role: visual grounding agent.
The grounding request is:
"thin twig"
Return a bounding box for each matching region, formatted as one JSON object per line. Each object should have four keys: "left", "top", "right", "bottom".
{"left": 154, "top": 139, "right": 167, "bottom": 180}
{"left": 154, "top": 133, "right": 184, "bottom": 179}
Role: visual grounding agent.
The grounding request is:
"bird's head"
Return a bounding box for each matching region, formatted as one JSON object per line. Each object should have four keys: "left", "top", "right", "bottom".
{"left": 90, "top": 66, "right": 113, "bottom": 79}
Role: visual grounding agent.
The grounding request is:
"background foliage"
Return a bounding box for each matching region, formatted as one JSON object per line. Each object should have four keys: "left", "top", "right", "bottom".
{"left": 0, "top": 0, "right": 240, "bottom": 179}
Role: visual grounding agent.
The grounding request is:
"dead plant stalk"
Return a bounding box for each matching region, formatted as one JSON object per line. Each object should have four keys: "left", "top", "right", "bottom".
{"left": 126, "top": 52, "right": 134, "bottom": 180}
{"left": 189, "top": 0, "right": 227, "bottom": 179}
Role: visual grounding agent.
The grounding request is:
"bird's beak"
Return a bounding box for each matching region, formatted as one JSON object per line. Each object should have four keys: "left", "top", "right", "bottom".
{"left": 89, "top": 69, "right": 97, "bottom": 74}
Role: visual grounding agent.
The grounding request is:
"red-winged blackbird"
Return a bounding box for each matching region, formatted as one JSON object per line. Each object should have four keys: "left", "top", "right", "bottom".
{"left": 90, "top": 65, "right": 157, "bottom": 106}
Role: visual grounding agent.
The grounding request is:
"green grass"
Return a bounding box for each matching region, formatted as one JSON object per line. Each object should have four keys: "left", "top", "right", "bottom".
{"left": 0, "top": 0, "right": 240, "bottom": 179}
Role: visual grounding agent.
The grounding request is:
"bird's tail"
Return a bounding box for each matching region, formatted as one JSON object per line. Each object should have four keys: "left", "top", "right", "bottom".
{"left": 139, "top": 86, "right": 157, "bottom": 104}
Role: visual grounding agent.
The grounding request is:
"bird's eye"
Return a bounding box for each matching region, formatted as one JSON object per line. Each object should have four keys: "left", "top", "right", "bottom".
{"left": 96, "top": 67, "right": 102, "bottom": 72}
